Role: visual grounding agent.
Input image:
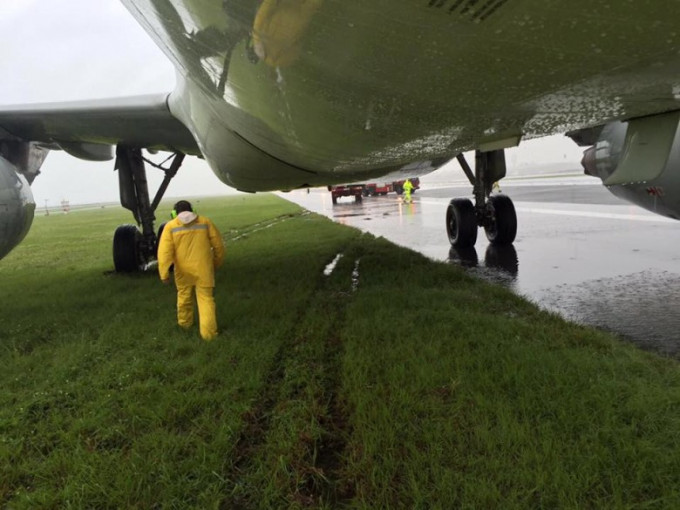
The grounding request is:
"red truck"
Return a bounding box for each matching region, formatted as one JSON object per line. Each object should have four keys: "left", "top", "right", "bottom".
{"left": 363, "top": 178, "right": 420, "bottom": 197}
{"left": 362, "top": 183, "right": 392, "bottom": 196}
{"left": 329, "top": 178, "right": 420, "bottom": 204}
{"left": 328, "top": 184, "right": 364, "bottom": 204}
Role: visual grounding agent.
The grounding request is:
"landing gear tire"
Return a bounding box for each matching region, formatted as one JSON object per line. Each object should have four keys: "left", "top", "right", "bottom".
{"left": 156, "top": 221, "right": 174, "bottom": 273}
{"left": 484, "top": 194, "right": 517, "bottom": 245}
{"left": 113, "top": 224, "right": 142, "bottom": 272}
{"left": 354, "top": 194, "right": 362, "bottom": 203}
{"left": 156, "top": 222, "right": 167, "bottom": 258}
{"left": 446, "top": 198, "right": 478, "bottom": 248}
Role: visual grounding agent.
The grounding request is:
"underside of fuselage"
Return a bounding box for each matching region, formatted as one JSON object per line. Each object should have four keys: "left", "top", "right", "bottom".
{"left": 122, "top": 0, "right": 680, "bottom": 191}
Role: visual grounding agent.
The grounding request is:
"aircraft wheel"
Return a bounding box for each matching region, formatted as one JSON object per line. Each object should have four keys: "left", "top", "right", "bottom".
{"left": 446, "top": 198, "right": 478, "bottom": 248}
{"left": 484, "top": 195, "right": 517, "bottom": 245}
{"left": 155, "top": 222, "right": 167, "bottom": 258}
{"left": 155, "top": 222, "right": 174, "bottom": 273}
{"left": 355, "top": 194, "right": 362, "bottom": 203}
{"left": 113, "top": 224, "right": 142, "bottom": 272}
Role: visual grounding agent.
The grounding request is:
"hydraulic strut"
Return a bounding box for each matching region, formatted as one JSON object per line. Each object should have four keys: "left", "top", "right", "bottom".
{"left": 115, "top": 146, "right": 185, "bottom": 267}
{"left": 456, "top": 149, "right": 507, "bottom": 226}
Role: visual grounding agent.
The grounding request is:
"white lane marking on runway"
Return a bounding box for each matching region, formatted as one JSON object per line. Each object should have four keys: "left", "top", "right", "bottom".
{"left": 515, "top": 207, "right": 676, "bottom": 223}
{"left": 416, "top": 198, "right": 676, "bottom": 223}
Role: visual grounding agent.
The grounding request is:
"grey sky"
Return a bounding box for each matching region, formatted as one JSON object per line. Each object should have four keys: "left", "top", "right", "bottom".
{"left": 0, "top": 1, "right": 584, "bottom": 205}
{"left": 0, "top": 0, "right": 230, "bottom": 206}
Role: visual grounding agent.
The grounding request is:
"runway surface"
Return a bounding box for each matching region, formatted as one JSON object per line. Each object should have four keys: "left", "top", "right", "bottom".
{"left": 281, "top": 177, "right": 680, "bottom": 357}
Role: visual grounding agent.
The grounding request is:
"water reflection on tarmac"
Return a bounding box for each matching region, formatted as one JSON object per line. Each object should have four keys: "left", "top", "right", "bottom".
{"left": 281, "top": 181, "right": 680, "bottom": 357}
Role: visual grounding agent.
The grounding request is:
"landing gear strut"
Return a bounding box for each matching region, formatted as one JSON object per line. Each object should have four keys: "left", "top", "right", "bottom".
{"left": 445, "top": 149, "right": 517, "bottom": 248}
{"left": 113, "top": 146, "right": 185, "bottom": 272}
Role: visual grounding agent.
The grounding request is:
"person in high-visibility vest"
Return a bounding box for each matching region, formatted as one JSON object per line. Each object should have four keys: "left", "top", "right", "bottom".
{"left": 158, "top": 200, "right": 225, "bottom": 341}
{"left": 403, "top": 178, "right": 414, "bottom": 203}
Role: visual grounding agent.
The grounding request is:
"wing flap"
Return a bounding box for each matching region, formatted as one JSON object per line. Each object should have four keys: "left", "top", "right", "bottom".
{"left": 0, "top": 93, "right": 200, "bottom": 155}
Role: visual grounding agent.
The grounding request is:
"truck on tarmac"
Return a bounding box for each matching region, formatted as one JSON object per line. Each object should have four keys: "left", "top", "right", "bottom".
{"left": 364, "top": 178, "right": 420, "bottom": 197}
{"left": 328, "top": 178, "right": 420, "bottom": 204}
{"left": 328, "top": 184, "right": 365, "bottom": 204}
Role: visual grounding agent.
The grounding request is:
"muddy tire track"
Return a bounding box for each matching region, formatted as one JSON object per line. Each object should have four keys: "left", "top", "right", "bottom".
{"left": 295, "top": 254, "right": 362, "bottom": 506}
{"left": 219, "top": 250, "right": 346, "bottom": 509}
{"left": 224, "top": 212, "right": 308, "bottom": 243}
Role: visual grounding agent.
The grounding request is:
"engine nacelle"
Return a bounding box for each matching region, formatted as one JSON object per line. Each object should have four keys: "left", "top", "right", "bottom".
{"left": 569, "top": 111, "right": 680, "bottom": 220}
{"left": 0, "top": 156, "right": 35, "bottom": 261}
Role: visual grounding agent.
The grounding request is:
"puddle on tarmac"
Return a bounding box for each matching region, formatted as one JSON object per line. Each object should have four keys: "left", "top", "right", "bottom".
{"left": 333, "top": 213, "right": 366, "bottom": 219}
{"left": 448, "top": 244, "right": 519, "bottom": 289}
{"left": 532, "top": 270, "right": 680, "bottom": 357}
{"left": 447, "top": 247, "right": 680, "bottom": 357}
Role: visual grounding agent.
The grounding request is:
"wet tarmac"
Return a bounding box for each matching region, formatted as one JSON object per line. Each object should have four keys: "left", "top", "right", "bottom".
{"left": 281, "top": 177, "right": 680, "bottom": 357}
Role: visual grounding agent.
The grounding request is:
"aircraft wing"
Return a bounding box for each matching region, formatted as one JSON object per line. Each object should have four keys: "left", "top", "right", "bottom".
{"left": 0, "top": 93, "right": 200, "bottom": 157}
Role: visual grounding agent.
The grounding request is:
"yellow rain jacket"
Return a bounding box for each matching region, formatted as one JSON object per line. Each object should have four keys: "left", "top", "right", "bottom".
{"left": 158, "top": 212, "right": 225, "bottom": 286}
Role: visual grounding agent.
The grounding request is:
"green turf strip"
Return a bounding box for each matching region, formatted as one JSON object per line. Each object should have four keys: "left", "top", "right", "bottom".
{"left": 0, "top": 194, "right": 679, "bottom": 508}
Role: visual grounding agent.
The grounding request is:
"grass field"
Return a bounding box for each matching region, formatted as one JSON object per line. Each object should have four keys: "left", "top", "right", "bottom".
{"left": 1, "top": 194, "right": 680, "bottom": 508}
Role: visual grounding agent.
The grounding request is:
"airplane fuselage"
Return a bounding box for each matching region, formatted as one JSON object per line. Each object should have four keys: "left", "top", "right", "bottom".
{"left": 122, "top": 0, "right": 680, "bottom": 192}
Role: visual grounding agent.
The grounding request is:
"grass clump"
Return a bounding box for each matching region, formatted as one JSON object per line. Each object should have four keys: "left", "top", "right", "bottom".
{"left": 0, "top": 194, "right": 679, "bottom": 508}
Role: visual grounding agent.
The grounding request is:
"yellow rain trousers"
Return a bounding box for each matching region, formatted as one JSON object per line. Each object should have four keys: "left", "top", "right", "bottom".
{"left": 158, "top": 213, "right": 225, "bottom": 340}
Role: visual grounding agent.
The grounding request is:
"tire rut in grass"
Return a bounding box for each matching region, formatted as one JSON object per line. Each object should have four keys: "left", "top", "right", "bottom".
{"left": 312, "top": 324, "right": 354, "bottom": 505}
{"left": 294, "top": 260, "right": 358, "bottom": 506}
{"left": 225, "top": 212, "right": 306, "bottom": 243}
{"left": 220, "top": 258, "right": 336, "bottom": 508}
{"left": 221, "top": 251, "right": 358, "bottom": 508}
{"left": 221, "top": 324, "right": 307, "bottom": 508}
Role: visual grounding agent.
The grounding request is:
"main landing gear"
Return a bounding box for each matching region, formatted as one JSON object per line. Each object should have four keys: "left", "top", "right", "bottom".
{"left": 112, "top": 146, "right": 185, "bottom": 272}
{"left": 445, "top": 149, "right": 517, "bottom": 248}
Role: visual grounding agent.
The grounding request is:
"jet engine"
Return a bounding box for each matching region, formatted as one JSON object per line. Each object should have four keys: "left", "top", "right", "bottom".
{"left": 0, "top": 156, "right": 36, "bottom": 260}
{"left": 568, "top": 111, "right": 680, "bottom": 220}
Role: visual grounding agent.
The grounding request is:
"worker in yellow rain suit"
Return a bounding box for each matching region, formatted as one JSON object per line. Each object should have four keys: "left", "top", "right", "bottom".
{"left": 402, "top": 178, "right": 414, "bottom": 204}
{"left": 158, "top": 200, "right": 225, "bottom": 341}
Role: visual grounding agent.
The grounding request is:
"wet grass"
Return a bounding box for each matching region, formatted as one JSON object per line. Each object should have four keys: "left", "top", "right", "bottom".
{"left": 1, "top": 194, "right": 680, "bottom": 508}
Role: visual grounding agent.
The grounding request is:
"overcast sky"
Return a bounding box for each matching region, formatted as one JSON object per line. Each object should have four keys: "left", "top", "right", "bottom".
{"left": 0, "top": 0, "right": 231, "bottom": 206}
{"left": 0, "top": 1, "right": 584, "bottom": 205}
